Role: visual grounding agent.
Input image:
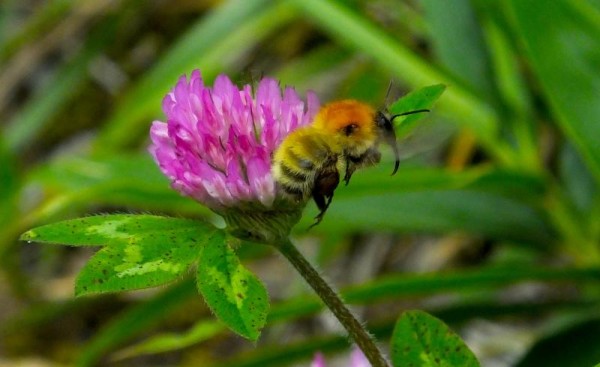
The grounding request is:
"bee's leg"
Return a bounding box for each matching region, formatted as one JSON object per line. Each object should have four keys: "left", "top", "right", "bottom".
{"left": 344, "top": 148, "right": 381, "bottom": 186}
{"left": 343, "top": 159, "right": 357, "bottom": 186}
{"left": 309, "top": 192, "right": 332, "bottom": 229}
{"left": 309, "top": 168, "right": 339, "bottom": 229}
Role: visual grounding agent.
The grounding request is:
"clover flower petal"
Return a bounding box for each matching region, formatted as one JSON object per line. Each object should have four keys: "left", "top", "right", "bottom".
{"left": 150, "top": 70, "right": 319, "bottom": 215}
{"left": 310, "top": 348, "right": 371, "bottom": 367}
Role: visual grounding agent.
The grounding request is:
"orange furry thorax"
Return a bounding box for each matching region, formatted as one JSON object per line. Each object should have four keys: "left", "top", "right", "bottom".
{"left": 311, "top": 99, "right": 376, "bottom": 133}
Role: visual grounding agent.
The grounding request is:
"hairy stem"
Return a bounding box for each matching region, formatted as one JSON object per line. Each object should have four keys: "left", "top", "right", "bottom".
{"left": 276, "top": 238, "right": 390, "bottom": 367}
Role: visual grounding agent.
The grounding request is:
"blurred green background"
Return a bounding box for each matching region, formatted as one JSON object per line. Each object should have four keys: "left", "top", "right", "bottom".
{"left": 1, "top": 0, "right": 600, "bottom": 366}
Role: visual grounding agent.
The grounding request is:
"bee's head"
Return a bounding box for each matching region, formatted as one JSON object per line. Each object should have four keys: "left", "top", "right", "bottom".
{"left": 313, "top": 100, "right": 377, "bottom": 150}
{"left": 375, "top": 109, "right": 429, "bottom": 175}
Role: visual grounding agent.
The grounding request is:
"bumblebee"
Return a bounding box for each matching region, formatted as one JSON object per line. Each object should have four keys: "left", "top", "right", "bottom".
{"left": 272, "top": 99, "right": 427, "bottom": 227}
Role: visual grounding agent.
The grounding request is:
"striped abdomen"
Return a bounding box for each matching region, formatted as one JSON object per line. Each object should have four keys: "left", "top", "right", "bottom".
{"left": 272, "top": 126, "right": 339, "bottom": 200}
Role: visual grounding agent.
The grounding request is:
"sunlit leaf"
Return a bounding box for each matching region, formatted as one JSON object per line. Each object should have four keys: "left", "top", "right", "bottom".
{"left": 21, "top": 215, "right": 218, "bottom": 295}
{"left": 388, "top": 84, "right": 446, "bottom": 137}
{"left": 391, "top": 310, "right": 480, "bottom": 367}
{"left": 196, "top": 232, "right": 269, "bottom": 341}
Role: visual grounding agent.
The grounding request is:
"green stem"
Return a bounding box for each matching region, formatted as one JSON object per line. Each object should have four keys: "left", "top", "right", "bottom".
{"left": 276, "top": 238, "right": 390, "bottom": 367}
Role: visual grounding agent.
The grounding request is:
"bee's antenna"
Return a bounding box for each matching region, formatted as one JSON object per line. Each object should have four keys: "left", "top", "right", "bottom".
{"left": 390, "top": 109, "right": 430, "bottom": 121}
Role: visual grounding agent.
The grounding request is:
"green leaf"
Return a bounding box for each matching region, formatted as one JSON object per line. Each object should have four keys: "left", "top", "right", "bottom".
{"left": 0, "top": 135, "right": 18, "bottom": 226}
{"left": 21, "top": 215, "right": 218, "bottom": 295}
{"left": 421, "top": 0, "right": 496, "bottom": 102}
{"left": 269, "top": 266, "right": 600, "bottom": 323}
{"left": 77, "top": 279, "right": 198, "bottom": 367}
{"left": 559, "top": 142, "right": 597, "bottom": 215}
{"left": 301, "top": 189, "right": 554, "bottom": 246}
{"left": 391, "top": 310, "right": 480, "bottom": 367}
{"left": 29, "top": 154, "right": 208, "bottom": 215}
{"left": 112, "top": 320, "right": 223, "bottom": 361}
{"left": 516, "top": 317, "right": 600, "bottom": 367}
{"left": 196, "top": 232, "right": 269, "bottom": 341}
{"left": 388, "top": 84, "right": 446, "bottom": 137}
{"left": 295, "top": 165, "right": 552, "bottom": 245}
{"left": 508, "top": 0, "right": 600, "bottom": 183}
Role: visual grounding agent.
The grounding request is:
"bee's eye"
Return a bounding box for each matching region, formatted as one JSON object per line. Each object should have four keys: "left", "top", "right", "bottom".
{"left": 343, "top": 123, "right": 358, "bottom": 136}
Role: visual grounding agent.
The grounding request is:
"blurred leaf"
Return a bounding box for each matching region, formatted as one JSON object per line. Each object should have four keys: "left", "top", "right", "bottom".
{"left": 207, "top": 294, "right": 599, "bottom": 367}
{"left": 559, "top": 142, "right": 597, "bottom": 215}
{"left": 29, "top": 154, "right": 208, "bottom": 215}
{"left": 96, "top": 0, "right": 295, "bottom": 151}
{"left": 464, "top": 169, "right": 546, "bottom": 203}
{"left": 276, "top": 45, "right": 352, "bottom": 94}
{"left": 389, "top": 84, "right": 446, "bottom": 137}
{"left": 337, "top": 62, "right": 389, "bottom": 104}
{"left": 478, "top": 7, "right": 540, "bottom": 170}
{"left": 508, "top": 0, "right": 600, "bottom": 183}
{"left": 391, "top": 310, "right": 480, "bottom": 367}
{"left": 197, "top": 232, "right": 269, "bottom": 341}
{"left": 270, "top": 265, "right": 600, "bottom": 322}
{"left": 214, "top": 296, "right": 600, "bottom": 367}
{"left": 210, "top": 323, "right": 393, "bottom": 367}
{"left": 516, "top": 317, "right": 600, "bottom": 367}
{"left": 289, "top": 0, "right": 514, "bottom": 164}
{"left": 0, "top": 0, "right": 73, "bottom": 61}
{"left": 323, "top": 164, "right": 545, "bottom": 200}
{"left": 421, "top": 0, "right": 496, "bottom": 103}
{"left": 77, "top": 279, "right": 198, "bottom": 367}
{"left": 295, "top": 164, "right": 551, "bottom": 244}
{"left": 114, "top": 265, "right": 600, "bottom": 361}
{"left": 4, "top": 14, "right": 117, "bottom": 152}
{"left": 0, "top": 0, "right": 16, "bottom": 47}
{"left": 112, "top": 320, "right": 222, "bottom": 361}
{"left": 0, "top": 135, "right": 18, "bottom": 225}
{"left": 353, "top": 191, "right": 549, "bottom": 244}
{"left": 22, "top": 215, "right": 217, "bottom": 294}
